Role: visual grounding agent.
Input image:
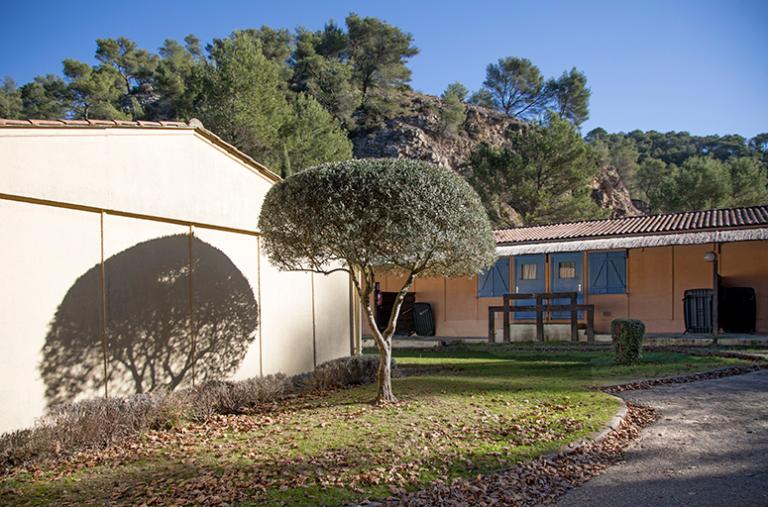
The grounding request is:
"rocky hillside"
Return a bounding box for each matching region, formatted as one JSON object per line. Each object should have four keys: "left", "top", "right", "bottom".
{"left": 352, "top": 92, "right": 641, "bottom": 220}
{"left": 590, "top": 167, "right": 641, "bottom": 218}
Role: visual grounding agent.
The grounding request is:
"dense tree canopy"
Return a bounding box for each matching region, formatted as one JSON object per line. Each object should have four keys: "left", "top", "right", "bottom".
{"left": 258, "top": 159, "right": 496, "bottom": 402}
{"left": 189, "top": 33, "right": 351, "bottom": 176}
{"left": 0, "top": 14, "right": 422, "bottom": 174}
{"left": 586, "top": 128, "right": 768, "bottom": 213}
{"left": 481, "top": 57, "right": 548, "bottom": 119}
{"left": 549, "top": 68, "right": 590, "bottom": 126}
{"left": 291, "top": 27, "right": 361, "bottom": 128}
{"left": 189, "top": 33, "right": 293, "bottom": 172}
{"left": 345, "top": 14, "right": 419, "bottom": 128}
{"left": 464, "top": 113, "right": 606, "bottom": 227}
{"left": 19, "top": 75, "right": 70, "bottom": 119}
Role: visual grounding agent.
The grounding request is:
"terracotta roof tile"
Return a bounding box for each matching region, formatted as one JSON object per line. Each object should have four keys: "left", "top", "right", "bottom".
{"left": 0, "top": 118, "right": 191, "bottom": 129}
{"left": 495, "top": 205, "right": 768, "bottom": 244}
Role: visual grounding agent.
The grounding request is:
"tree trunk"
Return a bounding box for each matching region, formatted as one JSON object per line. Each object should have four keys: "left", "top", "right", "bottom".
{"left": 353, "top": 266, "right": 416, "bottom": 405}
{"left": 361, "top": 303, "right": 398, "bottom": 404}
{"left": 375, "top": 339, "right": 396, "bottom": 404}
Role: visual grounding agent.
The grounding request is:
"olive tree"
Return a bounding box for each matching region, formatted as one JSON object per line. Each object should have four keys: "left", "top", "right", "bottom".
{"left": 258, "top": 159, "right": 496, "bottom": 403}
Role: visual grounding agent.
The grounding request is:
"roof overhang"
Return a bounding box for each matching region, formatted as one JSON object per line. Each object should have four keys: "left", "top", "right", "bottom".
{"left": 495, "top": 226, "right": 768, "bottom": 256}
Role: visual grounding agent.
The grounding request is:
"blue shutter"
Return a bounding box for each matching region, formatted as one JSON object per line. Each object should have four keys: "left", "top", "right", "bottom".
{"left": 606, "top": 251, "right": 627, "bottom": 293}
{"left": 588, "top": 251, "right": 626, "bottom": 294}
{"left": 492, "top": 257, "right": 510, "bottom": 295}
{"left": 477, "top": 257, "right": 510, "bottom": 297}
{"left": 477, "top": 266, "right": 494, "bottom": 297}
{"left": 589, "top": 252, "right": 607, "bottom": 294}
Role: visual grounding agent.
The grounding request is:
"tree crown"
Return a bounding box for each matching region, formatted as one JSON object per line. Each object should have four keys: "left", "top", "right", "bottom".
{"left": 259, "top": 158, "right": 496, "bottom": 278}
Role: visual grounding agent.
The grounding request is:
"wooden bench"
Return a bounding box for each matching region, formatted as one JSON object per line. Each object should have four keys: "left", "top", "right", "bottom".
{"left": 488, "top": 292, "right": 595, "bottom": 343}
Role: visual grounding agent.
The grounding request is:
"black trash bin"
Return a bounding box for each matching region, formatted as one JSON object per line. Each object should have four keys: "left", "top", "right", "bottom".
{"left": 413, "top": 302, "right": 435, "bottom": 336}
{"left": 720, "top": 287, "right": 756, "bottom": 333}
{"left": 683, "top": 288, "right": 713, "bottom": 334}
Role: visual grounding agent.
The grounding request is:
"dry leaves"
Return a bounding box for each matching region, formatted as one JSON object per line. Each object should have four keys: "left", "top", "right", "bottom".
{"left": 603, "top": 363, "right": 768, "bottom": 393}
{"left": 385, "top": 403, "right": 657, "bottom": 507}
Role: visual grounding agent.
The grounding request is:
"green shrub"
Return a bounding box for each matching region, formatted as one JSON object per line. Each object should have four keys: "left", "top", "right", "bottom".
{"left": 611, "top": 319, "right": 646, "bottom": 364}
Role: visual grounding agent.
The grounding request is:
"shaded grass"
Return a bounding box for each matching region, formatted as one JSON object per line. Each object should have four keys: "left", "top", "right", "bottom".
{"left": 0, "top": 345, "right": 744, "bottom": 506}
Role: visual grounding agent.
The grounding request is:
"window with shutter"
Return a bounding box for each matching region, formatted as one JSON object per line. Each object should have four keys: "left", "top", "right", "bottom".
{"left": 588, "top": 251, "right": 627, "bottom": 294}
{"left": 477, "top": 257, "right": 510, "bottom": 297}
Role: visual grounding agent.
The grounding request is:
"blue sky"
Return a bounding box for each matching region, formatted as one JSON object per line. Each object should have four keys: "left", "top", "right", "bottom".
{"left": 2, "top": 0, "right": 766, "bottom": 137}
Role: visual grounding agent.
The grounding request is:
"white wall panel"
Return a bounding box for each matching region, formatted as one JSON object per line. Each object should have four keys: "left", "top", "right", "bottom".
{"left": 0, "top": 200, "right": 101, "bottom": 431}
{"left": 102, "top": 215, "right": 192, "bottom": 396}
{"left": 0, "top": 129, "right": 273, "bottom": 232}
{"left": 193, "top": 227, "right": 261, "bottom": 381}
{"left": 259, "top": 243, "right": 315, "bottom": 376}
{"left": 313, "top": 271, "right": 353, "bottom": 365}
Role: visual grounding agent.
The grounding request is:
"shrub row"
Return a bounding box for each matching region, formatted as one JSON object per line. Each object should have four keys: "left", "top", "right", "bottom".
{"left": 0, "top": 355, "right": 385, "bottom": 472}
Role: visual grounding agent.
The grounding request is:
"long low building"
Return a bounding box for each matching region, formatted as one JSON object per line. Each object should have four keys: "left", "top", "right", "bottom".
{"left": 373, "top": 206, "right": 768, "bottom": 338}
{"left": 0, "top": 119, "right": 360, "bottom": 434}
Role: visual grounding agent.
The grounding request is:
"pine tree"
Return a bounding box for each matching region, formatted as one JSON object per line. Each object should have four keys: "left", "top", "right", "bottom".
{"left": 438, "top": 83, "right": 467, "bottom": 136}
{"left": 280, "top": 93, "right": 353, "bottom": 177}
{"left": 465, "top": 113, "right": 605, "bottom": 226}
{"left": 0, "top": 77, "right": 23, "bottom": 118}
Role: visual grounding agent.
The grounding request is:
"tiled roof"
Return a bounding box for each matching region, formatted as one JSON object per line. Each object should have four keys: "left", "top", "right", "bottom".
{"left": 0, "top": 118, "right": 190, "bottom": 128}
{"left": 495, "top": 206, "right": 768, "bottom": 244}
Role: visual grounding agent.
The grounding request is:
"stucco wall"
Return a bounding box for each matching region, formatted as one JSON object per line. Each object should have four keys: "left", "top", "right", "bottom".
{"left": 626, "top": 246, "right": 674, "bottom": 330}
{"left": 0, "top": 128, "right": 272, "bottom": 232}
{"left": 0, "top": 128, "right": 355, "bottom": 434}
{"left": 0, "top": 199, "right": 101, "bottom": 431}
{"left": 313, "top": 270, "right": 355, "bottom": 365}
{"left": 192, "top": 227, "right": 262, "bottom": 381}
{"left": 366, "top": 271, "right": 502, "bottom": 338}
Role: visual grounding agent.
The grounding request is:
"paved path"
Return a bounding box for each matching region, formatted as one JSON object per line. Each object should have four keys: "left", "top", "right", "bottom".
{"left": 554, "top": 370, "right": 768, "bottom": 507}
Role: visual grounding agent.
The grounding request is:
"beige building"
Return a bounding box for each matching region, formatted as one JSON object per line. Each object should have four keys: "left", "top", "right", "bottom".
{"left": 0, "top": 119, "right": 360, "bottom": 434}
{"left": 372, "top": 207, "right": 768, "bottom": 339}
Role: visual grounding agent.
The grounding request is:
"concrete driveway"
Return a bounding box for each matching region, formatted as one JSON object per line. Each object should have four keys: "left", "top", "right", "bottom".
{"left": 554, "top": 370, "right": 768, "bottom": 507}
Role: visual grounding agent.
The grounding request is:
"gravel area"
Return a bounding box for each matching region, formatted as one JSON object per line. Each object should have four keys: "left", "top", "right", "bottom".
{"left": 554, "top": 369, "right": 768, "bottom": 507}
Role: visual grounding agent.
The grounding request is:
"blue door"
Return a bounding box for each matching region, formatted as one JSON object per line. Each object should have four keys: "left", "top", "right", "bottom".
{"left": 550, "top": 252, "right": 584, "bottom": 319}
{"left": 514, "top": 254, "right": 545, "bottom": 319}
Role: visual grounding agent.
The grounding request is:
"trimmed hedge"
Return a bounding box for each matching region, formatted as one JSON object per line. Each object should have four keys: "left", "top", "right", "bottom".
{"left": 611, "top": 319, "right": 646, "bottom": 365}
{"left": 0, "top": 355, "right": 385, "bottom": 472}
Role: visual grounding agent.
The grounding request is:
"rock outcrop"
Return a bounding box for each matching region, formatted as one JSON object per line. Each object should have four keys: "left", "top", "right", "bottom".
{"left": 352, "top": 92, "right": 523, "bottom": 170}
{"left": 352, "top": 91, "right": 641, "bottom": 220}
{"left": 591, "top": 167, "right": 642, "bottom": 218}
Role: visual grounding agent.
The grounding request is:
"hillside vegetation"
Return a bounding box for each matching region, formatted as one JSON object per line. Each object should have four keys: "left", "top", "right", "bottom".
{"left": 1, "top": 13, "right": 766, "bottom": 225}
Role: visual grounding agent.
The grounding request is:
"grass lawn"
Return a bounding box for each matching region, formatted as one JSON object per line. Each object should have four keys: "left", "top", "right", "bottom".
{"left": 0, "top": 345, "right": 746, "bottom": 506}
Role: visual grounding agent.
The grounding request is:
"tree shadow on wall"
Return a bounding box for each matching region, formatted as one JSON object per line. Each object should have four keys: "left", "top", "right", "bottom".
{"left": 40, "top": 234, "right": 259, "bottom": 407}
